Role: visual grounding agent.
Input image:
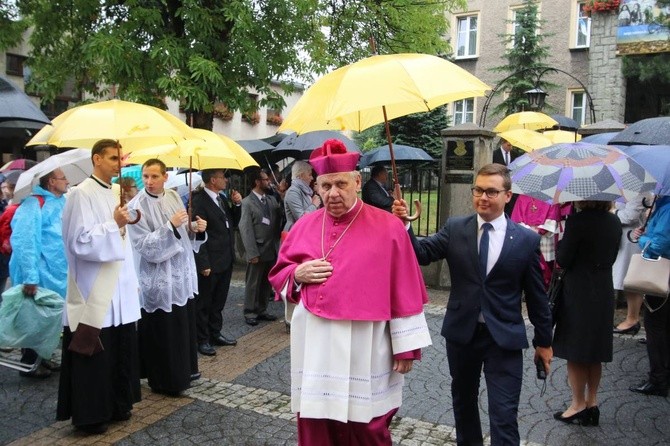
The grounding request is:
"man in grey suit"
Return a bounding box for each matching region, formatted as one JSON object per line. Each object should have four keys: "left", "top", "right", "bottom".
{"left": 394, "top": 163, "right": 553, "bottom": 446}
{"left": 239, "top": 168, "right": 281, "bottom": 326}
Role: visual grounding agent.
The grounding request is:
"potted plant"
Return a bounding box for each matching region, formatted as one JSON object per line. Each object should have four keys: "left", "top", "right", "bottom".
{"left": 583, "top": 0, "right": 621, "bottom": 14}
{"left": 242, "top": 111, "right": 260, "bottom": 125}
{"left": 266, "top": 113, "right": 283, "bottom": 126}
{"left": 213, "top": 103, "right": 233, "bottom": 121}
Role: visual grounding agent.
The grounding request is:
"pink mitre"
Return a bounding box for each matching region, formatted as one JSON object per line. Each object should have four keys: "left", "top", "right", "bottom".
{"left": 309, "top": 139, "right": 360, "bottom": 176}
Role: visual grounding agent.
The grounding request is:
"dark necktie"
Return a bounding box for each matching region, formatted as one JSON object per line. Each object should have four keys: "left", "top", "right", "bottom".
{"left": 504, "top": 151, "right": 509, "bottom": 165}
{"left": 479, "top": 223, "right": 493, "bottom": 279}
{"left": 261, "top": 196, "right": 270, "bottom": 219}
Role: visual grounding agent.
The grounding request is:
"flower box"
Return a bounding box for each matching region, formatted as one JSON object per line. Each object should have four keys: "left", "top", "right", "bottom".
{"left": 266, "top": 114, "right": 283, "bottom": 126}
{"left": 213, "top": 103, "right": 233, "bottom": 121}
{"left": 583, "top": 0, "right": 620, "bottom": 14}
{"left": 242, "top": 111, "right": 260, "bottom": 125}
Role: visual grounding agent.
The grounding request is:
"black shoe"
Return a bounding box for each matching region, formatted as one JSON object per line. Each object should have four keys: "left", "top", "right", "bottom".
{"left": 629, "top": 381, "right": 668, "bottom": 397}
{"left": 111, "top": 411, "right": 131, "bottom": 421}
{"left": 211, "top": 334, "right": 237, "bottom": 346}
{"left": 245, "top": 317, "right": 259, "bottom": 326}
{"left": 554, "top": 408, "right": 589, "bottom": 425}
{"left": 76, "top": 422, "right": 108, "bottom": 435}
{"left": 638, "top": 337, "right": 647, "bottom": 345}
{"left": 584, "top": 406, "right": 600, "bottom": 426}
{"left": 190, "top": 372, "right": 202, "bottom": 381}
{"left": 257, "top": 313, "right": 277, "bottom": 321}
{"left": 613, "top": 322, "right": 641, "bottom": 335}
{"left": 197, "top": 343, "right": 216, "bottom": 356}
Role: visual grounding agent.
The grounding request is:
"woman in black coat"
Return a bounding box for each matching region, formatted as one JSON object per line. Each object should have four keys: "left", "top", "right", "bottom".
{"left": 552, "top": 200, "right": 621, "bottom": 426}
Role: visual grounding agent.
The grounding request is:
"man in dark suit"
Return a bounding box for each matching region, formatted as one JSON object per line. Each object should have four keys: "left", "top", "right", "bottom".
{"left": 362, "top": 165, "right": 394, "bottom": 212}
{"left": 394, "top": 163, "right": 553, "bottom": 446}
{"left": 239, "top": 168, "right": 281, "bottom": 326}
{"left": 191, "top": 169, "right": 241, "bottom": 356}
{"left": 493, "top": 138, "right": 520, "bottom": 216}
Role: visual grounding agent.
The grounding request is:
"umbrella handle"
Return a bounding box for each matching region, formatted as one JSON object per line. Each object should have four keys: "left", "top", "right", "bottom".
{"left": 393, "top": 183, "right": 421, "bottom": 222}
{"left": 128, "top": 209, "right": 141, "bottom": 225}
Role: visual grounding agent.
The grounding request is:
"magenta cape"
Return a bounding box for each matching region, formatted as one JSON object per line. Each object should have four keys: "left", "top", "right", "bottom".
{"left": 268, "top": 200, "right": 428, "bottom": 321}
{"left": 510, "top": 195, "right": 561, "bottom": 227}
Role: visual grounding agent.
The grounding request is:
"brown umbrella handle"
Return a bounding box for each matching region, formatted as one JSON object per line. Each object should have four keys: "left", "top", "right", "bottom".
{"left": 393, "top": 183, "right": 421, "bottom": 222}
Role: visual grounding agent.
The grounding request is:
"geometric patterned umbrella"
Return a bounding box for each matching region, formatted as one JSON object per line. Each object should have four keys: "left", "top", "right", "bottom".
{"left": 509, "top": 142, "right": 657, "bottom": 204}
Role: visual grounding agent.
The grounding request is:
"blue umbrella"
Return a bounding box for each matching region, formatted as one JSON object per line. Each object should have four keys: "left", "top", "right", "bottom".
{"left": 0, "top": 76, "right": 51, "bottom": 126}
{"left": 610, "top": 117, "right": 670, "bottom": 146}
{"left": 549, "top": 114, "right": 579, "bottom": 131}
{"left": 274, "top": 131, "right": 360, "bottom": 160}
{"left": 620, "top": 145, "right": 670, "bottom": 196}
{"left": 580, "top": 132, "right": 618, "bottom": 145}
{"left": 359, "top": 144, "right": 434, "bottom": 168}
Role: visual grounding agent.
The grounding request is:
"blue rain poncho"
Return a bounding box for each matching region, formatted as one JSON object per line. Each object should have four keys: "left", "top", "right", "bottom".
{"left": 0, "top": 285, "right": 64, "bottom": 358}
{"left": 9, "top": 185, "right": 67, "bottom": 298}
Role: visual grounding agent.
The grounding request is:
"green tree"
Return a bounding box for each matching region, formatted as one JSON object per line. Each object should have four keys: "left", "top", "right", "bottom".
{"left": 1, "top": 0, "right": 461, "bottom": 129}
{"left": 491, "top": 0, "right": 553, "bottom": 117}
{"left": 354, "top": 106, "right": 449, "bottom": 159}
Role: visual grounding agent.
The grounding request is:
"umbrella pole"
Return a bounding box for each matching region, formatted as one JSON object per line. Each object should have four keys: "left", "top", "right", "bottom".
{"left": 382, "top": 106, "right": 421, "bottom": 221}
{"left": 187, "top": 156, "right": 195, "bottom": 233}
{"left": 117, "top": 143, "right": 140, "bottom": 224}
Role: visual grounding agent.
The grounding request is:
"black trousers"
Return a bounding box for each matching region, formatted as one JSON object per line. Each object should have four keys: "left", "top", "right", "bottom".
{"left": 446, "top": 324, "right": 522, "bottom": 446}
{"left": 195, "top": 267, "right": 233, "bottom": 343}
{"left": 57, "top": 323, "right": 141, "bottom": 427}
{"left": 644, "top": 294, "right": 670, "bottom": 389}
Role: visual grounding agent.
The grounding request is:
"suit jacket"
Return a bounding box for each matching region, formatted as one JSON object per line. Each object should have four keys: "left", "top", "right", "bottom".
{"left": 492, "top": 148, "right": 519, "bottom": 166}
{"left": 410, "top": 214, "right": 552, "bottom": 350}
{"left": 191, "top": 188, "right": 240, "bottom": 273}
{"left": 239, "top": 193, "right": 281, "bottom": 262}
{"left": 361, "top": 179, "right": 394, "bottom": 212}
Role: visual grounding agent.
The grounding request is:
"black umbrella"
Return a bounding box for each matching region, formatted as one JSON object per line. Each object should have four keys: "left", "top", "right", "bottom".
{"left": 609, "top": 117, "right": 670, "bottom": 146}
{"left": 273, "top": 130, "right": 360, "bottom": 160}
{"left": 0, "top": 76, "right": 51, "bottom": 126}
{"left": 549, "top": 114, "right": 579, "bottom": 131}
{"left": 359, "top": 144, "right": 435, "bottom": 168}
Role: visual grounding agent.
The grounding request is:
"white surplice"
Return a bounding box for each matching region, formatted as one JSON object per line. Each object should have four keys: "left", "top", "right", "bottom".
{"left": 61, "top": 178, "right": 141, "bottom": 327}
{"left": 127, "top": 189, "right": 205, "bottom": 313}
{"left": 290, "top": 301, "right": 431, "bottom": 423}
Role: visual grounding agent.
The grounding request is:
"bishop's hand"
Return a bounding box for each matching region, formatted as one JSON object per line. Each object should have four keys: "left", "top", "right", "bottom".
{"left": 295, "top": 259, "right": 333, "bottom": 284}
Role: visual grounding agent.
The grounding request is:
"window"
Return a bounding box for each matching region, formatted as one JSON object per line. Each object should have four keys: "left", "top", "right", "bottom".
{"left": 41, "top": 99, "right": 70, "bottom": 120}
{"left": 575, "top": 2, "right": 591, "bottom": 48}
{"left": 5, "top": 53, "right": 26, "bottom": 76}
{"left": 452, "top": 98, "right": 474, "bottom": 124}
{"left": 570, "top": 90, "right": 586, "bottom": 125}
{"left": 455, "top": 15, "right": 478, "bottom": 58}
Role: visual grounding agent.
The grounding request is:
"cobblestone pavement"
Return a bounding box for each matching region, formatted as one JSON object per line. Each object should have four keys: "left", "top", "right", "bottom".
{"left": 1, "top": 279, "right": 669, "bottom": 445}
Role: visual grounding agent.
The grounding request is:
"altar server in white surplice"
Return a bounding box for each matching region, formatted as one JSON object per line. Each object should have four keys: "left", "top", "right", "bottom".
{"left": 57, "top": 139, "right": 142, "bottom": 436}
{"left": 127, "top": 159, "right": 207, "bottom": 396}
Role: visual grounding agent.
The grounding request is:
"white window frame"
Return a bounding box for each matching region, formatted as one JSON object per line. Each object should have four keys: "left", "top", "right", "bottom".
{"left": 573, "top": 1, "right": 591, "bottom": 48}
{"left": 452, "top": 98, "right": 475, "bottom": 124}
{"left": 454, "top": 14, "right": 479, "bottom": 59}
{"left": 569, "top": 89, "right": 587, "bottom": 125}
{"left": 508, "top": 5, "right": 541, "bottom": 48}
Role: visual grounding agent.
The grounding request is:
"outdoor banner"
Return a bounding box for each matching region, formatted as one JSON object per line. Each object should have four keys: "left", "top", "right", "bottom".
{"left": 616, "top": 0, "right": 670, "bottom": 55}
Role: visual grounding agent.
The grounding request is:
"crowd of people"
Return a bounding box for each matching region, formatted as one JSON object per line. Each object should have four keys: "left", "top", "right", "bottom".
{"left": 0, "top": 135, "right": 667, "bottom": 444}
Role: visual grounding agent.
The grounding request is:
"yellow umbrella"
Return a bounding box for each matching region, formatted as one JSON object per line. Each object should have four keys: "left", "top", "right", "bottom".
{"left": 279, "top": 53, "right": 490, "bottom": 134}
{"left": 543, "top": 129, "right": 581, "bottom": 144}
{"left": 26, "top": 99, "right": 201, "bottom": 152}
{"left": 493, "top": 112, "right": 558, "bottom": 133}
{"left": 278, "top": 53, "right": 490, "bottom": 220}
{"left": 497, "top": 129, "right": 552, "bottom": 152}
{"left": 127, "top": 128, "right": 259, "bottom": 171}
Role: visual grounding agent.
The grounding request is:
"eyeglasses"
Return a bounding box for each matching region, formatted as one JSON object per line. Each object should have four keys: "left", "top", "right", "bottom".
{"left": 471, "top": 187, "right": 507, "bottom": 198}
{"left": 53, "top": 177, "right": 68, "bottom": 181}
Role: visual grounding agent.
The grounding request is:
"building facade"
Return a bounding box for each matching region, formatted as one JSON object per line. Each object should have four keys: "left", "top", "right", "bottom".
{"left": 445, "top": 0, "right": 641, "bottom": 129}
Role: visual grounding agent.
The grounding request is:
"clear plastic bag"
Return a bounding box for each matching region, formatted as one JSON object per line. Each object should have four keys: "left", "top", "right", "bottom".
{"left": 0, "top": 285, "right": 64, "bottom": 358}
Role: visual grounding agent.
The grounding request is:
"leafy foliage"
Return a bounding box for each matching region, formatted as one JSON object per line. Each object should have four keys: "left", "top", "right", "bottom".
{"left": 490, "top": 0, "right": 553, "bottom": 117}
{"left": 0, "top": 0, "right": 463, "bottom": 130}
{"left": 354, "top": 106, "right": 449, "bottom": 158}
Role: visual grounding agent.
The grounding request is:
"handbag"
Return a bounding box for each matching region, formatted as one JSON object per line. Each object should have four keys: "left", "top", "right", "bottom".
{"left": 623, "top": 242, "right": 670, "bottom": 310}
{"left": 547, "top": 267, "right": 565, "bottom": 326}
